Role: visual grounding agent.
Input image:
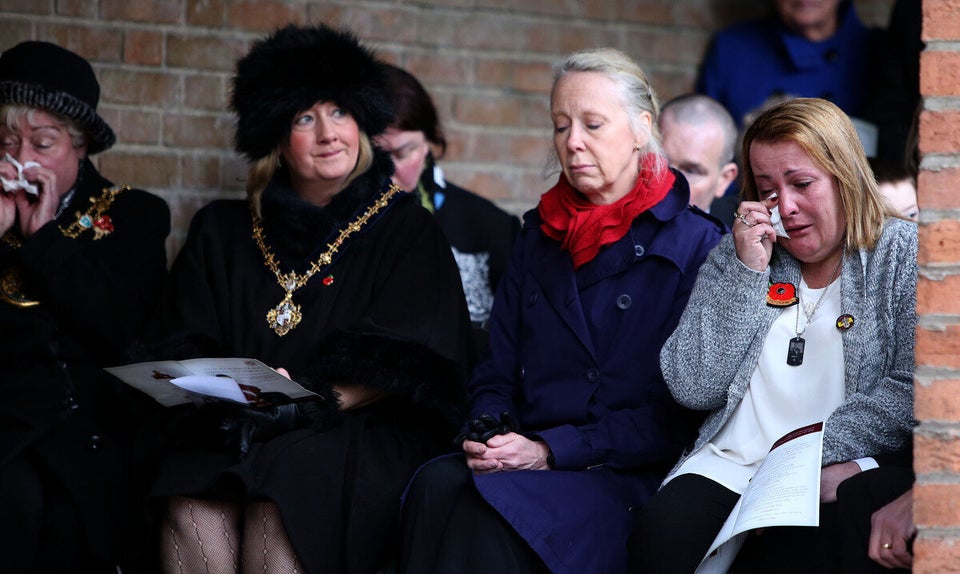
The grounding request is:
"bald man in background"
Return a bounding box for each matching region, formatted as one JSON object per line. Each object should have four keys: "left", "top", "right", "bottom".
{"left": 659, "top": 94, "right": 739, "bottom": 227}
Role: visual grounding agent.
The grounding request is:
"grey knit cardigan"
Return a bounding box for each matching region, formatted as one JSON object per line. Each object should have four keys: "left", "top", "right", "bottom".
{"left": 661, "top": 217, "right": 917, "bottom": 474}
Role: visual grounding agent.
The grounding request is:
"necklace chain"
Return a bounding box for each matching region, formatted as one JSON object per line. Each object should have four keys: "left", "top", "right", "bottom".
{"left": 251, "top": 184, "right": 401, "bottom": 336}
{"left": 794, "top": 254, "right": 843, "bottom": 337}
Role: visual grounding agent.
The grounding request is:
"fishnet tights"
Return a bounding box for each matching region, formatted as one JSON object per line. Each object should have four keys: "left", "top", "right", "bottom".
{"left": 162, "top": 496, "right": 302, "bottom": 574}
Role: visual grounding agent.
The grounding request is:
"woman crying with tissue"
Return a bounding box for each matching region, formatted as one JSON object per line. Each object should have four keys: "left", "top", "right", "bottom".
{"left": 631, "top": 98, "right": 918, "bottom": 573}
{"left": 0, "top": 41, "right": 170, "bottom": 572}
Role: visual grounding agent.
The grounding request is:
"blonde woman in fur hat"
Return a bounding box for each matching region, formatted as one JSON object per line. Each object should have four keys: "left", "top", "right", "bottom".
{"left": 0, "top": 41, "right": 170, "bottom": 572}
{"left": 147, "top": 24, "right": 472, "bottom": 574}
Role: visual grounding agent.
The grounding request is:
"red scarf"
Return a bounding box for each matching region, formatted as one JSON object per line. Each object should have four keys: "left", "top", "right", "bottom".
{"left": 539, "top": 154, "right": 675, "bottom": 268}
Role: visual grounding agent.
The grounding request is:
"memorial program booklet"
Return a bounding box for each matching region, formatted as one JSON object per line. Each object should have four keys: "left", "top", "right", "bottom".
{"left": 695, "top": 422, "right": 825, "bottom": 574}
{"left": 106, "top": 358, "right": 318, "bottom": 407}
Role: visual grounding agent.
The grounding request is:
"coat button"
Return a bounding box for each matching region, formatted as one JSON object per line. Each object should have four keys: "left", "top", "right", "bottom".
{"left": 64, "top": 395, "right": 79, "bottom": 410}
{"left": 528, "top": 290, "right": 538, "bottom": 306}
{"left": 519, "top": 367, "right": 526, "bottom": 380}
{"left": 586, "top": 368, "right": 600, "bottom": 383}
{"left": 634, "top": 244, "right": 645, "bottom": 257}
{"left": 616, "top": 294, "right": 632, "bottom": 310}
{"left": 87, "top": 434, "right": 102, "bottom": 451}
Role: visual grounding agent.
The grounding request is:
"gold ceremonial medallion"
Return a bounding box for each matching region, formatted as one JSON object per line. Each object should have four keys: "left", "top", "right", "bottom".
{"left": 0, "top": 267, "right": 39, "bottom": 308}
{"left": 266, "top": 296, "right": 303, "bottom": 336}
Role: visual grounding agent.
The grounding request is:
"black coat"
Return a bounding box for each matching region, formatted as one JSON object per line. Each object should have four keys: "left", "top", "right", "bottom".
{"left": 419, "top": 157, "right": 520, "bottom": 324}
{"left": 0, "top": 158, "right": 170, "bottom": 568}
{"left": 150, "top": 151, "right": 473, "bottom": 574}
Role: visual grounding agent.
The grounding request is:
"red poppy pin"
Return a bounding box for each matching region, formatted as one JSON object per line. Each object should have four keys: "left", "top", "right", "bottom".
{"left": 766, "top": 282, "right": 798, "bottom": 307}
{"left": 322, "top": 274, "right": 334, "bottom": 286}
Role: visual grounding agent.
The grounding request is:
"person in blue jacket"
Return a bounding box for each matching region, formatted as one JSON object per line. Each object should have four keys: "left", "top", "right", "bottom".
{"left": 399, "top": 47, "right": 725, "bottom": 574}
{"left": 697, "top": 0, "right": 878, "bottom": 129}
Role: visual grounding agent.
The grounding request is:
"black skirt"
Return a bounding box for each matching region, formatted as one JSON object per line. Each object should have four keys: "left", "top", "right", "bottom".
{"left": 149, "top": 401, "right": 447, "bottom": 574}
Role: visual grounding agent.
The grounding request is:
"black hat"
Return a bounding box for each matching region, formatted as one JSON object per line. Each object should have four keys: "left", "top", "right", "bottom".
{"left": 231, "top": 24, "right": 393, "bottom": 162}
{"left": 0, "top": 41, "right": 116, "bottom": 154}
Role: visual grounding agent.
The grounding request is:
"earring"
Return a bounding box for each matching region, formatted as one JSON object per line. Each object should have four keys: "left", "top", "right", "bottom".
{"left": 634, "top": 143, "right": 641, "bottom": 151}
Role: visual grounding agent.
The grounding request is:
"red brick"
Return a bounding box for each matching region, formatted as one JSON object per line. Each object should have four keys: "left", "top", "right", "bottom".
{"left": 406, "top": 54, "right": 470, "bottom": 88}
{"left": 521, "top": 97, "right": 552, "bottom": 130}
{"left": 464, "top": 131, "right": 550, "bottom": 167}
{"left": 304, "top": 5, "right": 344, "bottom": 28}
{"left": 918, "top": 222, "right": 960, "bottom": 265}
{"left": 616, "top": 1, "right": 675, "bottom": 25}
{"left": 514, "top": 62, "right": 552, "bottom": 95}
{"left": 167, "top": 34, "right": 249, "bottom": 72}
{"left": 916, "top": 379, "right": 960, "bottom": 421}
{"left": 476, "top": 58, "right": 514, "bottom": 90}
{"left": 654, "top": 69, "right": 700, "bottom": 104}
{"left": 56, "top": 0, "right": 98, "bottom": 18}
{"left": 914, "top": 537, "right": 960, "bottom": 574}
{"left": 181, "top": 155, "right": 221, "bottom": 190}
{"left": 627, "top": 29, "right": 708, "bottom": 67}
{"left": 99, "top": 107, "right": 162, "bottom": 145}
{"left": 335, "top": 7, "right": 418, "bottom": 43}
{"left": 38, "top": 24, "right": 123, "bottom": 63}
{"left": 453, "top": 94, "right": 522, "bottom": 127}
{"left": 527, "top": 23, "right": 606, "bottom": 55}
{"left": 183, "top": 74, "right": 228, "bottom": 112}
{"left": 476, "top": 0, "right": 608, "bottom": 20}
{"left": 101, "top": 0, "right": 181, "bottom": 24}
{"left": 99, "top": 68, "right": 179, "bottom": 107}
{"left": 918, "top": 275, "right": 960, "bottom": 315}
{"left": 98, "top": 151, "right": 179, "bottom": 189}
{"left": 186, "top": 0, "right": 225, "bottom": 27}
{"left": 923, "top": 0, "right": 960, "bottom": 41}
{"left": 0, "top": 21, "right": 35, "bottom": 50}
{"left": 163, "top": 113, "right": 234, "bottom": 149}
{"left": 916, "top": 435, "right": 960, "bottom": 474}
{"left": 916, "top": 324, "right": 960, "bottom": 369}
{"left": 227, "top": 1, "right": 305, "bottom": 33}
{"left": 921, "top": 51, "right": 960, "bottom": 98}
{"left": 452, "top": 169, "right": 519, "bottom": 201}
{"left": 450, "top": 14, "right": 532, "bottom": 51}
{"left": 917, "top": 110, "right": 960, "bottom": 154}
{"left": 918, "top": 168, "right": 960, "bottom": 211}
{"left": 429, "top": 91, "right": 455, "bottom": 127}
{"left": 124, "top": 30, "right": 163, "bottom": 66}
{"left": 916, "top": 484, "right": 960, "bottom": 527}
{"left": 2, "top": 0, "right": 48, "bottom": 14}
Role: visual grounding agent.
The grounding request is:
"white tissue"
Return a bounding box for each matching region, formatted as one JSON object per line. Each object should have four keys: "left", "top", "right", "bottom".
{"left": 1, "top": 153, "right": 40, "bottom": 195}
{"left": 767, "top": 193, "right": 790, "bottom": 238}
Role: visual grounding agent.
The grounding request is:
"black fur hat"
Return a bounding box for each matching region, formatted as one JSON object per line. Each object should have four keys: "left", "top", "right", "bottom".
{"left": 0, "top": 41, "right": 116, "bottom": 154}
{"left": 231, "top": 24, "right": 393, "bottom": 162}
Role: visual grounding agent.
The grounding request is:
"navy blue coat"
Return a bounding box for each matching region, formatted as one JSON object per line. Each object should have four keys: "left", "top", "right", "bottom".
{"left": 697, "top": 0, "right": 878, "bottom": 126}
{"left": 469, "top": 173, "right": 724, "bottom": 573}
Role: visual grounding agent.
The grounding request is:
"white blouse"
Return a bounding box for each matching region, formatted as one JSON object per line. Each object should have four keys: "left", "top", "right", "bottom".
{"left": 668, "top": 275, "right": 846, "bottom": 494}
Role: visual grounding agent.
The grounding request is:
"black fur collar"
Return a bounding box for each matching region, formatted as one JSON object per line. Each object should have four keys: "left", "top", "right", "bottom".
{"left": 259, "top": 148, "right": 395, "bottom": 266}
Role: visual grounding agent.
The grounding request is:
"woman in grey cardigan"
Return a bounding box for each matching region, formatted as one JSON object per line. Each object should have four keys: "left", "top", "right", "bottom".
{"left": 632, "top": 98, "right": 917, "bottom": 573}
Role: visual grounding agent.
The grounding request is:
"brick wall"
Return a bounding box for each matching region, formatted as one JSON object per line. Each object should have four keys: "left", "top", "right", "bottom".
{"left": 914, "top": 1, "right": 960, "bottom": 571}
{"left": 0, "top": 0, "right": 895, "bottom": 257}
{"left": 10, "top": 0, "right": 960, "bottom": 570}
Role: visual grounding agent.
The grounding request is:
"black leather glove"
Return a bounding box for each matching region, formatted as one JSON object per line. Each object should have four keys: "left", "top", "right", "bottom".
{"left": 454, "top": 411, "right": 519, "bottom": 446}
{"left": 201, "top": 400, "right": 337, "bottom": 460}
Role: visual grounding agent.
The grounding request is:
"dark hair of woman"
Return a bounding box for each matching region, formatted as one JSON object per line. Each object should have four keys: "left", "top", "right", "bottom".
{"left": 382, "top": 64, "right": 447, "bottom": 157}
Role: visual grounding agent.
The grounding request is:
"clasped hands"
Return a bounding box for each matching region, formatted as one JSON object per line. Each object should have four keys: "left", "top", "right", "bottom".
{"left": 456, "top": 412, "right": 552, "bottom": 474}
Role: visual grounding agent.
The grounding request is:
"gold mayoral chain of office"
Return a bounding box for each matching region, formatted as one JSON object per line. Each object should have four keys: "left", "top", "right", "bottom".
{"left": 252, "top": 183, "right": 401, "bottom": 337}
